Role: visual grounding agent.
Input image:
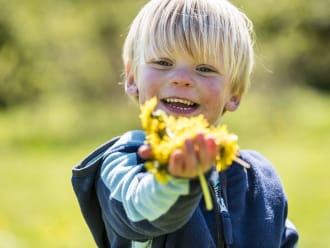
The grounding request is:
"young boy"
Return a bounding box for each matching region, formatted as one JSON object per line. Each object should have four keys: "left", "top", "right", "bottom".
{"left": 72, "top": 0, "right": 299, "bottom": 247}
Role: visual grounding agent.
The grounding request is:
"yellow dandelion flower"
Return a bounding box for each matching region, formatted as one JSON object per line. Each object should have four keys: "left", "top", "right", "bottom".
{"left": 139, "top": 97, "right": 158, "bottom": 131}
{"left": 216, "top": 135, "right": 239, "bottom": 171}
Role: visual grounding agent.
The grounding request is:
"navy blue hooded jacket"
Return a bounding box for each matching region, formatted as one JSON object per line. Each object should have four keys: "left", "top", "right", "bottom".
{"left": 72, "top": 130, "right": 298, "bottom": 247}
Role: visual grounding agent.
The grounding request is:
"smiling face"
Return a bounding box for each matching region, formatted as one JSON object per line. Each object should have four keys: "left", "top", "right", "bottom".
{"left": 126, "top": 52, "right": 240, "bottom": 125}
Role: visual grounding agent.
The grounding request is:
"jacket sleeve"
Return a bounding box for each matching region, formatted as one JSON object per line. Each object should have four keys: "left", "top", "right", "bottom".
{"left": 96, "top": 130, "right": 204, "bottom": 240}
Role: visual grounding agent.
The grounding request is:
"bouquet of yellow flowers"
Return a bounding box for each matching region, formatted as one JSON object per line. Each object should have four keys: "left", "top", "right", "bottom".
{"left": 139, "top": 97, "right": 248, "bottom": 210}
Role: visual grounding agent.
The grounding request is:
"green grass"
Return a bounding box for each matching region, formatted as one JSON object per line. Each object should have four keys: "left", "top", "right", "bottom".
{"left": 0, "top": 87, "right": 329, "bottom": 247}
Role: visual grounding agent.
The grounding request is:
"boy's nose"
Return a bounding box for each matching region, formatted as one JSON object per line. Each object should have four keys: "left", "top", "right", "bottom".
{"left": 170, "top": 68, "right": 193, "bottom": 87}
{"left": 172, "top": 80, "right": 192, "bottom": 87}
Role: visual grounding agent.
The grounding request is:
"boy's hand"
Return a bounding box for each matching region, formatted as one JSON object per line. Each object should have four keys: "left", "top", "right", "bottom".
{"left": 138, "top": 133, "right": 218, "bottom": 179}
{"left": 169, "top": 133, "right": 217, "bottom": 178}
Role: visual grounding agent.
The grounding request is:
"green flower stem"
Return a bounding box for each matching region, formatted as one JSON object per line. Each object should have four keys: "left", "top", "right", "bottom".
{"left": 197, "top": 168, "right": 213, "bottom": 211}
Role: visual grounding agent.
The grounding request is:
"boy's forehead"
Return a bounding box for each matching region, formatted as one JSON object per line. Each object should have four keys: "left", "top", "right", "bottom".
{"left": 143, "top": 30, "right": 220, "bottom": 64}
{"left": 146, "top": 43, "right": 215, "bottom": 59}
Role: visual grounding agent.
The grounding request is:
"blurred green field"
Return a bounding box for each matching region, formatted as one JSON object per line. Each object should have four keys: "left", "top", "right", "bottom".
{"left": 0, "top": 86, "right": 329, "bottom": 247}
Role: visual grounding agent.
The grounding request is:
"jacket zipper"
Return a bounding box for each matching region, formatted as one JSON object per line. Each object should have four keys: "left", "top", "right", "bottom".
{"left": 210, "top": 175, "right": 233, "bottom": 247}
{"left": 209, "top": 183, "right": 223, "bottom": 247}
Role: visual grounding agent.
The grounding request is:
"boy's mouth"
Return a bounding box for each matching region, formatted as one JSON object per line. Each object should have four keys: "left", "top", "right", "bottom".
{"left": 161, "top": 97, "right": 198, "bottom": 114}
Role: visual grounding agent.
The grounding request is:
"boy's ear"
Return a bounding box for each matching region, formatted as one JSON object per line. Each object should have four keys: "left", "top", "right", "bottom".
{"left": 225, "top": 95, "right": 241, "bottom": 112}
{"left": 124, "top": 64, "right": 139, "bottom": 98}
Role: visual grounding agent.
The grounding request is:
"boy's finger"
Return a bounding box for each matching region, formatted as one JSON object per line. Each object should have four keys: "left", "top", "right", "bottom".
{"left": 138, "top": 145, "right": 152, "bottom": 159}
{"left": 183, "top": 138, "right": 198, "bottom": 175}
{"left": 205, "top": 136, "right": 218, "bottom": 160}
{"left": 195, "top": 133, "right": 208, "bottom": 166}
{"left": 168, "top": 149, "right": 184, "bottom": 177}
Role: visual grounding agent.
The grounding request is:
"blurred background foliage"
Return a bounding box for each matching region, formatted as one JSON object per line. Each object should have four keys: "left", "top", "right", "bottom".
{"left": 0, "top": 0, "right": 329, "bottom": 247}
{"left": 0, "top": 0, "right": 329, "bottom": 109}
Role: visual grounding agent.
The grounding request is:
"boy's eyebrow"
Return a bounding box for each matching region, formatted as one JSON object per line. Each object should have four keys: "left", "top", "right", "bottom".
{"left": 144, "top": 56, "right": 169, "bottom": 61}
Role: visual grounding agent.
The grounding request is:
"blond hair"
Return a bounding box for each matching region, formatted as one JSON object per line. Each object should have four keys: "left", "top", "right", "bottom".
{"left": 123, "top": 0, "right": 254, "bottom": 95}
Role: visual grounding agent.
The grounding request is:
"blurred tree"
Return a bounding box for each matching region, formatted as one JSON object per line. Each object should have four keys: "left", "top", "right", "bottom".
{"left": 0, "top": 12, "right": 43, "bottom": 108}
{"left": 290, "top": 2, "right": 330, "bottom": 92}
{"left": 234, "top": 0, "right": 329, "bottom": 92}
{"left": 0, "top": 0, "right": 146, "bottom": 109}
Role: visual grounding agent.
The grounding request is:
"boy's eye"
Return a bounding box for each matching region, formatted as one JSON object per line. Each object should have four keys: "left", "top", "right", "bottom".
{"left": 196, "top": 65, "right": 217, "bottom": 73}
{"left": 153, "top": 60, "right": 172, "bottom": 67}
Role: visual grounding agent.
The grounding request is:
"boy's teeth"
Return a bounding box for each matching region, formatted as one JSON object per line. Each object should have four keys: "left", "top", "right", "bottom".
{"left": 165, "top": 98, "right": 194, "bottom": 106}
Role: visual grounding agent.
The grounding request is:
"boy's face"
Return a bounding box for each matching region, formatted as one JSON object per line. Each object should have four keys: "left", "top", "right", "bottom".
{"left": 126, "top": 52, "right": 241, "bottom": 125}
